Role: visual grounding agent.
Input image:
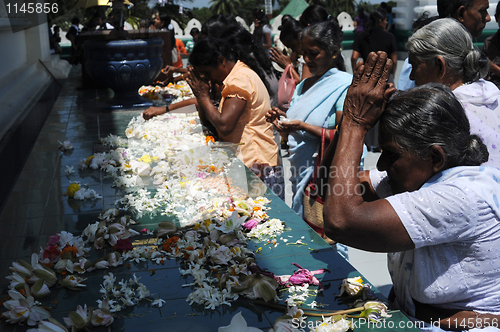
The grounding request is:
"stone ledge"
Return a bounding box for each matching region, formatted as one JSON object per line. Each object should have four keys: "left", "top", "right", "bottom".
{"left": 0, "top": 64, "right": 51, "bottom": 144}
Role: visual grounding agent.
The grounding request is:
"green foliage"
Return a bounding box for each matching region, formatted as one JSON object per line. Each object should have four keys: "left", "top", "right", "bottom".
{"left": 356, "top": 0, "right": 376, "bottom": 14}
{"left": 209, "top": 0, "right": 242, "bottom": 16}
{"left": 189, "top": 7, "right": 213, "bottom": 24}
{"left": 305, "top": 0, "right": 357, "bottom": 19}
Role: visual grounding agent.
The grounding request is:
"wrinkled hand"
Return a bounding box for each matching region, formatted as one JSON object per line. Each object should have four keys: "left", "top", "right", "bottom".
{"left": 142, "top": 106, "right": 167, "bottom": 120}
{"left": 270, "top": 47, "right": 292, "bottom": 69}
{"left": 186, "top": 66, "right": 210, "bottom": 100}
{"left": 343, "top": 51, "right": 397, "bottom": 131}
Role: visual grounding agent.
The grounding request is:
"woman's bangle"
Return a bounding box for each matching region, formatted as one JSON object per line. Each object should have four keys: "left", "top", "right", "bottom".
{"left": 165, "top": 105, "right": 169, "bottom": 113}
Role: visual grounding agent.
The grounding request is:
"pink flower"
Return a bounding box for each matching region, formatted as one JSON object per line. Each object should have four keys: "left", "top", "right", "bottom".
{"left": 242, "top": 219, "right": 260, "bottom": 230}
{"left": 113, "top": 239, "right": 133, "bottom": 252}
{"left": 47, "top": 234, "right": 60, "bottom": 246}
{"left": 288, "top": 263, "right": 329, "bottom": 290}
{"left": 195, "top": 172, "right": 207, "bottom": 179}
{"left": 140, "top": 228, "right": 148, "bottom": 233}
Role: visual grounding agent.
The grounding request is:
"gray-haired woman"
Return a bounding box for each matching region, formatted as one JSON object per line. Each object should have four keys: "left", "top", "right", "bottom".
{"left": 324, "top": 51, "right": 500, "bottom": 330}
{"left": 406, "top": 17, "right": 500, "bottom": 169}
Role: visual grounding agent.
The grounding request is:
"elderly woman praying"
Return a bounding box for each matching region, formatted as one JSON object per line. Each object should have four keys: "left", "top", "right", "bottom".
{"left": 323, "top": 51, "right": 500, "bottom": 330}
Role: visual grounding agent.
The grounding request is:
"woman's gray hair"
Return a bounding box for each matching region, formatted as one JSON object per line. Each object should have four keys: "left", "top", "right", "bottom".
{"left": 406, "top": 18, "right": 489, "bottom": 83}
{"left": 381, "top": 83, "right": 489, "bottom": 168}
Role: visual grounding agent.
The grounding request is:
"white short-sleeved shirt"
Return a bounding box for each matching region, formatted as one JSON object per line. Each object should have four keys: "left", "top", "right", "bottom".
{"left": 370, "top": 168, "right": 500, "bottom": 316}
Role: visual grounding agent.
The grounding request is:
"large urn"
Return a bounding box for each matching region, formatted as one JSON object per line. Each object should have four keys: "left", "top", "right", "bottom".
{"left": 82, "top": 38, "right": 163, "bottom": 107}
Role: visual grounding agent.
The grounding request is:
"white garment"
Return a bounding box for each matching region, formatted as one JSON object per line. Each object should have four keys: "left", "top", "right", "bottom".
{"left": 453, "top": 79, "right": 500, "bottom": 169}
{"left": 370, "top": 166, "right": 500, "bottom": 317}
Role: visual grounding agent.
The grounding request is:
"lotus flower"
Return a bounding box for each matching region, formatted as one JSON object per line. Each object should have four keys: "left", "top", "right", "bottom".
{"left": 91, "top": 300, "right": 115, "bottom": 327}
{"left": 9, "top": 259, "right": 33, "bottom": 278}
{"left": 54, "top": 258, "right": 74, "bottom": 274}
{"left": 218, "top": 312, "right": 263, "bottom": 332}
{"left": 60, "top": 275, "right": 87, "bottom": 291}
{"left": 313, "top": 316, "right": 351, "bottom": 332}
{"left": 31, "top": 266, "right": 58, "bottom": 287}
{"left": 6, "top": 271, "right": 29, "bottom": 291}
{"left": 3, "top": 289, "right": 50, "bottom": 326}
{"left": 63, "top": 304, "right": 92, "bottom": 331}
{"left": 231, "top": 273, "right": 279, "bottom": 302}
{"left": 216, "top": 211, "right": 247, "bottom": 233}
{"left": 26, "top": 318, "right": 69, "bottom": 332}
{"left": 242, "top": 219, "right": 260, "bottom": 230}
{"left": 157, "top": 221, "right": 177, "bottom": 238}
{"left": 30, "top": 279, "right": 51, "bottom": 298}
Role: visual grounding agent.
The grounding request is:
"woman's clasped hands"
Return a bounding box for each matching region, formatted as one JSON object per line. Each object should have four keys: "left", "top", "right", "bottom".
{"left": 343, "top": 51, "right": 397, "bottom": 131}
{"left": 185, "top": 65, "right": 211, "bottom": 100}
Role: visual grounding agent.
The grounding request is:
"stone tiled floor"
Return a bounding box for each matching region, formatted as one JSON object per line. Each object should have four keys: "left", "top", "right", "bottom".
{"left": 0, "top": 67, "right": 412, "bottom": 331}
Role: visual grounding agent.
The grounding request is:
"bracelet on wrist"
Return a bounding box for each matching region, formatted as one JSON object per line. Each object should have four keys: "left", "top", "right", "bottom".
{"left": 166, "top": 105, "right": 169, "bottom": 113}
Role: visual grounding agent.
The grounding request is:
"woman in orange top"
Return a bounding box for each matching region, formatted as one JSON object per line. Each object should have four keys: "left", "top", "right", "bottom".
{"left": 186, "top": 37, "right": 284, "bottom": 199}
{"left": 173, "top": 37, "right": 188, "bottom": 68}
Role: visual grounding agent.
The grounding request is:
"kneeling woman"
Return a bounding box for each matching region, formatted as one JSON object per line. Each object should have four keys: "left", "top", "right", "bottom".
{"left": 324, "top": 52, "right": 500, "bottom": 328}
{"left": 186, "top": 37, "right": 284, "bottom": 199}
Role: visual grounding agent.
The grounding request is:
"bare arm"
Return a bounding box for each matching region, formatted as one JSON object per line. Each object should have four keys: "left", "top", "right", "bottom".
{"left": 142, "top": 98, "right": 198, "bottom": 120}
{"left": 489, "top": 59, "right": 500, "bottom": 77}
{"left": 186, "top": 66, "right": 246, "bottom": 137}
{"left": 323, "top": 52, "right": 413, "bottom": 252}
{"left": 263, "top": 32, "right": 272, "bottom": 50}
{"left": 390, "top": 52, "right": 397, "bottom": 76}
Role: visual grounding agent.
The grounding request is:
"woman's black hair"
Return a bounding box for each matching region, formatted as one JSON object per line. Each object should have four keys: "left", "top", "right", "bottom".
{"left": 200, "top": 15, "right": 229, "bottom": 39}
{"left": 189, "top": 37, "right": 235, "bottom": 68}
{"left": 382, "top": 83, "right": 489, "bottom": 167}
{"left": 301, "top": 19, "right": 346, "bottom": 71}
{"left": 299, "top": 5, "right": 329, "bottom": 28}
{"left": 279, "top": 14, "right": 294, "bottom": 30}
{"left": 222, "top": 25, "right": 274, "bottom": 96}
{"left": 365, "top": 8, "right": 387, "bottom": 36}
{"left": 189, "top": 30, "right": 275, "bottom": 97}
{"left": 279, "top": 18, "right": 302, "bottom": 46}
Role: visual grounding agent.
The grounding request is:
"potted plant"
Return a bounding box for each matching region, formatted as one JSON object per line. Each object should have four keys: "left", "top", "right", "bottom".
{"left": 81, "top": 0, "right": 164, "bottom": 108}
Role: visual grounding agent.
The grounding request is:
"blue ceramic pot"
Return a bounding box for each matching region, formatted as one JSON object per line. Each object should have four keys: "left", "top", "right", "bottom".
{"left": 82, "top": 38, "right": 163, "bottom": 96}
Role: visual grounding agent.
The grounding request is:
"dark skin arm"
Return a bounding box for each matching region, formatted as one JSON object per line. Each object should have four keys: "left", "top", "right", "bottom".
{"left": 266, "top": 107, "right": 341, "bottom": 142}
{"left": 263, "top": 32, "right": 272, "bottom": 50}
{"left": 186, "top": 66, "right": 246, "bottom": 137}
{"left": 265, "top": 75, "right": 340, "bottom": 141}
{"left": 390, "top": 51, "right": 397, "bottom": 76}
{"left": 322, "top": 51, "right": 413, "bottom": 252}
{"left": 142, "top": 98, "right": 198, "bottom": 120}
{"left": 490, "top": 59, "right": 500, "bottom": 77}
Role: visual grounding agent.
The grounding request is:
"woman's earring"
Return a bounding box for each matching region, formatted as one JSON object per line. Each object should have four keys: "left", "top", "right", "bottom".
{"left": 332, "top": 55, "right": 337, "bottom": 59}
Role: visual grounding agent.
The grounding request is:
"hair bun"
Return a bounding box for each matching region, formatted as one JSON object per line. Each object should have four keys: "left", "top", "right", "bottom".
{"left": 463, "top": 48, "right": 489, "bottom": 83}
{"left": 461, "top": 134, "right": 489, "bottom": 166}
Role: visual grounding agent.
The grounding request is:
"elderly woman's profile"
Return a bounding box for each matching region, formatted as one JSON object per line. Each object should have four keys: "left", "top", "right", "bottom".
{"left": 323, "top": 51, "right": 500, "bottom": 330}
{"left": 406, "top": 18, "right": 500, "bottom": 169}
